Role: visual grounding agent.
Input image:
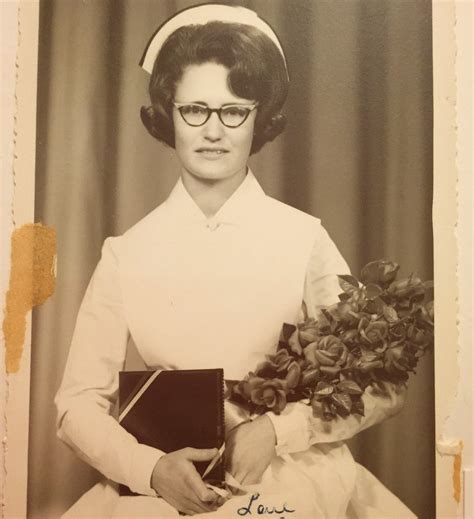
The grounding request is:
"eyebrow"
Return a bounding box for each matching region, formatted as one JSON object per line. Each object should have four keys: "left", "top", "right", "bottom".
{"left": 180, "top": 101, "right": 254, "bottom": 107}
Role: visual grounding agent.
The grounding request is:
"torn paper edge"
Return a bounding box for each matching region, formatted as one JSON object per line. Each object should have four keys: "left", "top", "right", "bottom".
{"left": 1, "top": 1, "right": 40, "bottom": 518}
{"left": 433, "top": 0, "right": 473, "bottom": 517}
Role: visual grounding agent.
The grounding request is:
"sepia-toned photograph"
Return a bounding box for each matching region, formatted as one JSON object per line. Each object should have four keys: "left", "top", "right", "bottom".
{"left": 25, "top": 1, "right": 435, "bottom": 517}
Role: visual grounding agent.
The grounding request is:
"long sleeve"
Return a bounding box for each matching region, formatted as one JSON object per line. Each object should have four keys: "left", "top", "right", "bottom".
{"left": 55, "top": 237, "right": 164, "bottom": 495}
{"left": 266, "top": 224, "right": 407, "bottom": 455}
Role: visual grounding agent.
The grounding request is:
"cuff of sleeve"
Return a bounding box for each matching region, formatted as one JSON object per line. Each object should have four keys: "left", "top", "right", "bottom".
{"left": 265, "top": 405, "right": 310, "bottom": 456}
{"left": 225, "top": 400, "right": 252, "bottom": 435}
{"left": 128, "top": 443, "right": 166, "bottom": 496}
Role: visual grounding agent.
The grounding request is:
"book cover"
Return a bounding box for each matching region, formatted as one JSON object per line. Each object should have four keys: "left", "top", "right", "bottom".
{"left": 118, "top": 368, "right": 225, "bottom": 496}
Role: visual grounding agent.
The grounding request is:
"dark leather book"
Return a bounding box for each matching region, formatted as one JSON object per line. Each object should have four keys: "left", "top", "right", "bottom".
{"left": 118, "top": 368, "right": 225, "bottom": 496}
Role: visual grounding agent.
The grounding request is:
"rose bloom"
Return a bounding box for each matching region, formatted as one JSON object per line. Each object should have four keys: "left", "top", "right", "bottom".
{"left": 387, "top": 275, "right": 425, "bottom": 301}
{"left": 298, "top": 320, "right": 320, "bottom": 346}
{"left": 360, "top": 259, "right": 400, "bottom": 286}
{"left": 304, "top": 335, "right": 349, "bottom": 371}
{"left": 359, "top": 317, "right": 389, "bottom": 346}
{"left": 339, "top": 328, "right": 359, "bottom": 348}
{"left": 287, "top": 329, "right": 304, "bottom": 355}
{"left": 255, "top": 349, "right": 293, "bottom": 377}
{"left": 234, "top": 374, "right": 288, "bottom": 413}
{"left": 249, "top": 378, "right": 288, "bottom": 413}
{"left": 285, "top": 360, "right": 302, "bottom": 389}
{"left": 407, "top": 323, "right": 432, "bottom": 347}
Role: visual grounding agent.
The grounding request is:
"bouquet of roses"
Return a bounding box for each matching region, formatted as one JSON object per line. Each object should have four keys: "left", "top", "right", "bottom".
{"left": 227, "top": 260, "right": 434, "bottom": 421}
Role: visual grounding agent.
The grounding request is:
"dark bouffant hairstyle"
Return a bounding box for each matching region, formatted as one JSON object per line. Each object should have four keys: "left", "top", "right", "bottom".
{"left": 140, "top": 21, "right": 289, "bottom": 154}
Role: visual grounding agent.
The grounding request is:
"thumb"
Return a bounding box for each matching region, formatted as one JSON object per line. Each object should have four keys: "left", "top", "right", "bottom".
{"left": 184, "top": 447, "right": 219, "bottom": 462}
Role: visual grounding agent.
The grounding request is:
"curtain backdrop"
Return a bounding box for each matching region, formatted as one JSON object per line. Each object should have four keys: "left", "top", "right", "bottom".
{"left": 30, "top": 1, "right": 434, "bottom": 517}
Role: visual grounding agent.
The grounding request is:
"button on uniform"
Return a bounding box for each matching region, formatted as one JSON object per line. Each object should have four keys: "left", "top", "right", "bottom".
{"left": 206, "top": 219, "right": 220, "bottom": 231}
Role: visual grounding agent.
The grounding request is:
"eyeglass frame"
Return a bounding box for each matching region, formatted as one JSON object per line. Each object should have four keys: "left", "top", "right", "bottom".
{"left": 172, "top": 102, "right": 258, "bottom": 128}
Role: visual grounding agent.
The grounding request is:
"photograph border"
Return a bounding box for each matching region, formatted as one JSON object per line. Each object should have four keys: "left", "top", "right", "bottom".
{"left": 1, "top": 1, "right": 471, "bottom": 517}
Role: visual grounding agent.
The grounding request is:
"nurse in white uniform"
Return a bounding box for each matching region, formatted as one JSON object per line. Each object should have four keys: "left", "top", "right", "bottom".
{"left": 55, "top": 5, "right": 415, "bottom": 518}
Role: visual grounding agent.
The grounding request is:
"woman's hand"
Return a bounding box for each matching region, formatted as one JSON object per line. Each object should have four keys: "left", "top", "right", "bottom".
{"left": 226, "top": 415, "right": 277, "bottom": 485}
{"left": 151, "top": 447, "right": 221, "bottom": 515}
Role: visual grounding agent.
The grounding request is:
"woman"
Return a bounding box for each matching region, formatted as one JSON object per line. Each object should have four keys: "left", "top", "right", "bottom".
{"left": 56, "top": 4, "right": 414, "bottom": 518}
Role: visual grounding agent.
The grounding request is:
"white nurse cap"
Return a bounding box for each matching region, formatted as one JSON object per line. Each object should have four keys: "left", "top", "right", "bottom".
{"left": 140, "top": 3, "right": 287, "bottom": 77}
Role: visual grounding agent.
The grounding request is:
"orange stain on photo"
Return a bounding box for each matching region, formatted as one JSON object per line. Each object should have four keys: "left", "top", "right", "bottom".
{"left": 452, "top": 440, "right": 463, "bottom": 504}
{"left": 3, "top": 223, "right": 56, "bottom": 373}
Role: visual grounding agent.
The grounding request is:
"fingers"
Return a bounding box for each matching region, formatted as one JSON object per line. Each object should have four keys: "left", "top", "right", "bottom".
{"left": 174, "top": 495, "right": 211, "bottom": 516}
{"left": 188, "top": 493, "right": 218, "bottom": 514}
{"left": 184, "top": 498, "right": 216, "bottom": 515}
{"left": 184, "top": 447, "right": 219, "bottom": 462}
{"left": 165, "top": 484, "right": 217, "bottom": 515}
{"left": 180, "top": 452, "right": 220, "bottom": 512}
{"left": 185, "top": 465, "right": 219, "bottom": 504}
{"left": 166, "top": 491, "right": 217, "bottom": 516}
{"left": 152, "top": 448, "right": 222, "bottom": 515}
{"left": 182, "top": 448, "right": 221, "bottom": 502}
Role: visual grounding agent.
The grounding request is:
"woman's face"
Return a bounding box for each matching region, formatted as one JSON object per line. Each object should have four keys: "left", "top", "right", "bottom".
{"left": 172, "top": 62, "right": 256, "bottom": 184}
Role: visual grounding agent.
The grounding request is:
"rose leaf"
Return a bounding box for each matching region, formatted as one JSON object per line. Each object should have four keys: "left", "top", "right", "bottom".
{"left": 338, "top": 275, "right": 360, "bottom": 293}
{"left": 337, "top": 380, "right": 364, "bottom": 395}
{"left": 331, "top": 392, "right": 353, "bottom": 415}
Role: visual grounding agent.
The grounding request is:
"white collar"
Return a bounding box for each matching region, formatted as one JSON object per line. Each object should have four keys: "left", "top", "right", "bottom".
{"left": 165, "top": 170, "right": 266, "bottom": 227}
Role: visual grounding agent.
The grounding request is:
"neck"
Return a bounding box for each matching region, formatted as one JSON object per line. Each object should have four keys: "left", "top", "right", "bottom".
{"left": 181, "top": 168, "right": 248, "bottom": 218}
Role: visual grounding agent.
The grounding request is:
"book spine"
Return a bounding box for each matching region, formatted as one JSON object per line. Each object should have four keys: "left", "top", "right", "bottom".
{"left": 218, "top": 369, "right": 224, "bottom": 443}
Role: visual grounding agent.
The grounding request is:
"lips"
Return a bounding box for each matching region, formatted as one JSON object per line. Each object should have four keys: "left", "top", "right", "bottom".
{"left": 195, "top": 148, "right": 229, "bottom": 160}
{"left": 196, "top": 147, "right": 228, "bottom": 153}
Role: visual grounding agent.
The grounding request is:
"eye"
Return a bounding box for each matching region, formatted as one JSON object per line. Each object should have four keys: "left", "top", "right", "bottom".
{"left": 181, "top": 104, "right": 207, "bottom": 115}
{"left": 222, "top": 106, "right": 248, "bottom": 117}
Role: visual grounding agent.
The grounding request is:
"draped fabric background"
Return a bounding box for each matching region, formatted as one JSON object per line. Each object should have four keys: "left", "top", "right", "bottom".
{"left": 29, "top": 1, "right": 434, "bottom": 517}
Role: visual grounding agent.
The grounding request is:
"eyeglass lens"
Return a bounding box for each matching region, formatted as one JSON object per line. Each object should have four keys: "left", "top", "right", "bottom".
{"left": 177, "top": 104, "right": 254, "bottom": 128}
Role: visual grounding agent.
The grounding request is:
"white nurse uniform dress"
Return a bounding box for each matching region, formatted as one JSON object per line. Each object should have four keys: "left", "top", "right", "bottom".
{"left": 55, "top": 171, "right": 415, "bottom": 518}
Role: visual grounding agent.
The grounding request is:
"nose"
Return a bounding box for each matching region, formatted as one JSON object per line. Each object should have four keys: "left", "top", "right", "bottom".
{"left": 203, "top": 112, "right": 225, "bottom": 141}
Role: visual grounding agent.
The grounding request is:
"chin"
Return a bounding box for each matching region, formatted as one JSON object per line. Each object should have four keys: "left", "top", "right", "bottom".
{"left": 187, "top": 164, "right": 244, "bottom": 182}
{"left": 194, "top": 171, "right": 234, "bottom": 182}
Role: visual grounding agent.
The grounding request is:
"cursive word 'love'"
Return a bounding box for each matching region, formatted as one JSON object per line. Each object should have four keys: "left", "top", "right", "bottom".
{"left": 237, "top": 493, "right": 295, "bottom": 516}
